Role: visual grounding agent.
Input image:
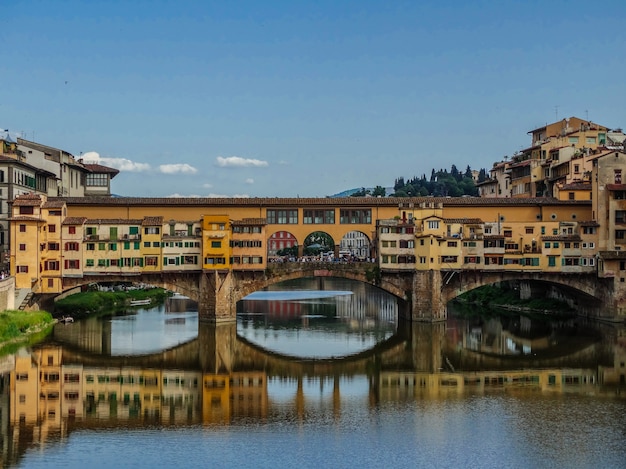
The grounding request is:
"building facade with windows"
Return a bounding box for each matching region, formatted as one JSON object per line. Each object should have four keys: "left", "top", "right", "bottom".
{"left": 0, "top": 134, "right": 118, "bottom": 271}
{"left": 202, "top": 215, "right": 231, "bottom": 270}
{"left": 230, "top": 219, "right": 266, "bottom": 270}
{"left": 478, "top": 117, "right": 626, "bottom": 199}
{"left": 6, "top": 190, "right": 621, "bottom": 313}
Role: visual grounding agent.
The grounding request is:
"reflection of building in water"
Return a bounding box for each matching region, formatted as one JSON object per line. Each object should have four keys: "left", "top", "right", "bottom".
{"left": 335, "top": 282, "right": 398, "bottom": 325}
{"left": 165, "top": 297, "right": 198, "bottom": 313}
{"left": 600, "top": 327, "right": 626, "bottom": 385}
{"left": 379, "top": 369, "right": 599, "bottom": 400}
{"left": 52, "top": 319, "right": 112, "bottom": 355}
{"left": 242, "top": 299, "right": 302, "bottom": 319}
{"left": 7, "top": 345, "right": 268, "bottom": 434}
{"left": 463, "top": 317, "right": 553, "bottom": 356}
{"left": 202, "top": 372, "right": 267, "bottom": 424}
{"left": 260, "top": 278, "right": 398, "bottom": 325}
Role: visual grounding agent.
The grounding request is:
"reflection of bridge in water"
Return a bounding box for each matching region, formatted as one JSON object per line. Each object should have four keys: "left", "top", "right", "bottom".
{"left": 52, "top": 319, "right": 615, "bottom": 378}
{"left": 2, "top": 318, "right": 622, "bottom": 467}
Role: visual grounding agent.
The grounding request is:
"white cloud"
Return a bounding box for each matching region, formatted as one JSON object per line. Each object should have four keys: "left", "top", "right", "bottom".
{"left": 202, "top": 183, "right": 213, "bottom": 189}
{"left": 216, "top": 156, "right": 269, "bottom": 168}
{"left": 159, "top": 163, "right": 198, "bottom": 174}
{"left": 245, "top": 178, "right": 254, "bottom": 184}
{"left": 81, "top": 151, "right": 151, "bottom": 172}
{"left": 207, "top": 193, "right": 250, "bottom": 198}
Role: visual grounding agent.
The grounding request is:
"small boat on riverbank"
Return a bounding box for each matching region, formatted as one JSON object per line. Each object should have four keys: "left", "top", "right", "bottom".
{"left": 130, "top": 299, "right": 152, "bottom": 306}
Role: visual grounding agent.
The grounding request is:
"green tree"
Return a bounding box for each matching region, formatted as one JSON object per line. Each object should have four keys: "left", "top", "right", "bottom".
{"left": 372, "top": 185, "right": 386, "bottom": 197}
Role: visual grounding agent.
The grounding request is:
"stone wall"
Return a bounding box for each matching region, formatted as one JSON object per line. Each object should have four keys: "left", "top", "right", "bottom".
{"left": 0, "top": 277, "right": 15, "bottom": 311}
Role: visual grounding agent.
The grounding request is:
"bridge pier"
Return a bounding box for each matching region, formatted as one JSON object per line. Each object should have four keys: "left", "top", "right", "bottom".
{"left": 409, "top": 270, "right": 447, "bottom": 322}
{"left": 407, "top": 321, "right": 446, "bottom": 372}
{"left": 198, "top": 322, "right": 236, "bottom": 372}
{"left": 198, "top": 271, "right": 237, "bottom": 322}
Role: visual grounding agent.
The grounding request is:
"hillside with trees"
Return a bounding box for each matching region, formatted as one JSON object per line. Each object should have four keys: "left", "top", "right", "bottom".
{"left": 350, "top": 165, "right": 487, "bottom": 198}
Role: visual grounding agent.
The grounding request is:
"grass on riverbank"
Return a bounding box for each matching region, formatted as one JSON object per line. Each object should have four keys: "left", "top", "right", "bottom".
{"left": 0, "top": 310, "right": 54, "bottom": 343}
{"left": 54, "top": 287, "right": 171, "bottom": 316}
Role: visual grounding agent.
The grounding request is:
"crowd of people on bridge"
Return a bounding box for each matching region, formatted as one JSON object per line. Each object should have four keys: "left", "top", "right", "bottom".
{"left": 269, "top": 253, "right": 375, "bottom": 264}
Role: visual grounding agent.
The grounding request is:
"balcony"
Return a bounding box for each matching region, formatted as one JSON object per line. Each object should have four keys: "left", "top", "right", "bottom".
{"left": 121, "top": 234, "right": 141, "bottom": 241}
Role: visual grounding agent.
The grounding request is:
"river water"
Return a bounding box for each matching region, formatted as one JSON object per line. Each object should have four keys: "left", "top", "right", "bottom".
{"left": 1, "top": 279, "right": 625, "bottom": 469}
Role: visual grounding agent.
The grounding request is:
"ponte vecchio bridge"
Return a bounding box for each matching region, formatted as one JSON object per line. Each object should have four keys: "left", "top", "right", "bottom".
{"left": 11, "top": 194, "right": 626, "bottom": 322}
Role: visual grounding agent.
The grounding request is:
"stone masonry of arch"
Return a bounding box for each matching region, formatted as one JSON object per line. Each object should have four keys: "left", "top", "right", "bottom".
{"left": 231, "top": 262, "right": 409, "bottom": 307}
{"left": 441, "top": 270, "right": 615, "bottom": 318}
{"left": 60, "top": 266, "right": 616, "bottom": 322}
{"left": 60, "top": 264, "right": 412, "bottom": 321}
{"left": 62, "top": 272, "right": 203, "bottom": 304}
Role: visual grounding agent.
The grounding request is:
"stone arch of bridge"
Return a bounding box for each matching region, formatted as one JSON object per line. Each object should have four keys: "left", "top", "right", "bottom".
{"left": 232, "top": 265, "right": 409, "bottom": 307}
{"left": 440, "top": 270, "right": 606, "bottom": 310}
{"left": 58, "top": 272, "right": 203, "bottom": 304}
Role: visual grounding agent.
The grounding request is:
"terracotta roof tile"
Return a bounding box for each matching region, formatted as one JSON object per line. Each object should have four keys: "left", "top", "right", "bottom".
{"left": 85, "top": 218, "right": 144, "bottom": 225}
{"left": 8, "top": 216, "right": 44, "bottom": 222}
{"left": 62, "top": 217, "right": 88, "bottom": 225}
{"left": 52, "top": 195, "right": 590, "bottom": 208}
{"left": 12, "top": 194, "right": 42, "bottom": 206}
{"left": 43, "top": 200, "right": 66, "bottom": 208}
{"left": 560, "top": 182, "right": 591, "bottom": 190}
{"left": 541, "top": 235, "right": 582, "bottom": 241}
{"left": 231, "top": 218, "right": 267, "bottom": 225}
{"left": 83, "top": 163, "right": 120, "bottom": 176}
{"left": 442, "top": 218, "right": 483, "bottom": 224}
{"left": 142, "top": 216, "right": 163, "bottom": 226}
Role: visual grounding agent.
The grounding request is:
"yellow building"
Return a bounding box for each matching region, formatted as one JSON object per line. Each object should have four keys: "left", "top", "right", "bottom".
{"left": 83, "top": 218, "right": 146, "bottom": 276}
{"left": 141, "top": 216, "right": 164, "bottom": 273}
{"left": 481, "top": 117, "right": 620, "bottom": 199}
{"left": 230, "top": 218, "right": 267, "bottom": 270}
{"left": 202, "top": 215, "right": 231, "bottom": 270}
{"left": 554, "top": 182, "right": 592, "bottom": 201}
{"left": 62, "top": 216, "right": 87, "bottom": 280}
{"left": 376, "top": 218, "right": 416, "bottom": 270}
{"left": 10, "top": 193, "right": 46, "bottom": 290}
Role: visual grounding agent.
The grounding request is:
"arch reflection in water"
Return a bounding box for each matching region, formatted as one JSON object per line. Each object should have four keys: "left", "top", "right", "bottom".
{"left": 237, "top": 278, "right": 399, "bottom": 358}
{"left": 1, "top": 312, "right": 624, "bottom": 468}
{"left": 52, "top": 295, "right": 199, "bottom": 356}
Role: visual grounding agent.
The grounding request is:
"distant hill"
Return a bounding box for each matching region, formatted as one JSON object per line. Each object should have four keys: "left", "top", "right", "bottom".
{"left": 331, "top": 187, "right": 394, "bottom": 197}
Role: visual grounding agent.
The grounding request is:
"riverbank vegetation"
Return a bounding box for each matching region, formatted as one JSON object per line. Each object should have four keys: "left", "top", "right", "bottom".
{"left": 54, "top": 287, "right": 171, "bottom": 316}
{"left": 0, "top": 310, "right": 54, "bottom": 343}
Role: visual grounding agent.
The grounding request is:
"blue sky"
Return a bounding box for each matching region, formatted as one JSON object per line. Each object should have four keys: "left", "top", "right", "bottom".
{"left": 2, "top": 0, "right": 625, "bottom": 197}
